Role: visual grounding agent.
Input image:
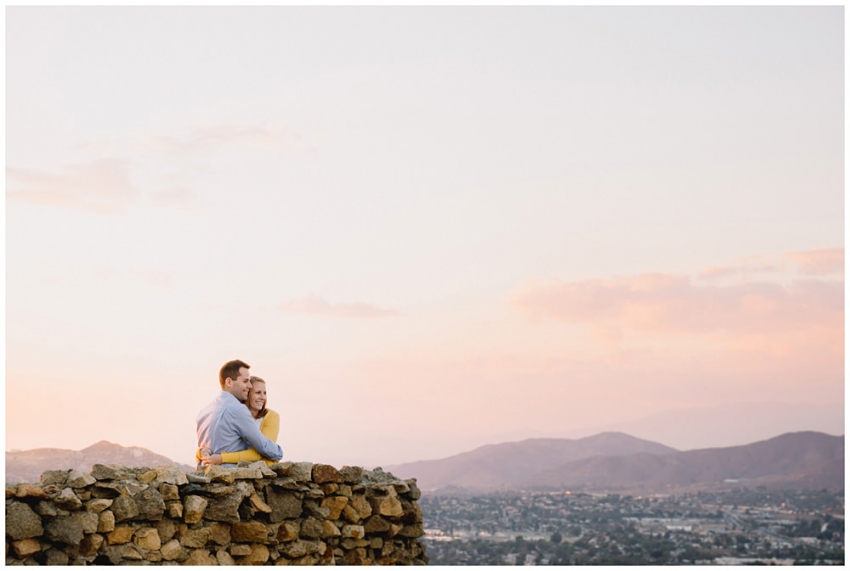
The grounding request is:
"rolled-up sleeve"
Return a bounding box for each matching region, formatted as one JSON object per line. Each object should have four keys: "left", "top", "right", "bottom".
{"left": 229, "top": 406, "right": 283, "bottom": 461}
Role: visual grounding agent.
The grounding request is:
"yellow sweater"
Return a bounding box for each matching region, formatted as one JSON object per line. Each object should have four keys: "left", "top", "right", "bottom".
{"left": 196, "top": 409, "right": 281, "bottom": 466}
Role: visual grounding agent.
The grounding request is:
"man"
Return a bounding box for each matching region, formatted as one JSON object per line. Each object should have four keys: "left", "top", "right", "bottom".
{"left": 196, "top": 359, "right": 282, "bottom": 466}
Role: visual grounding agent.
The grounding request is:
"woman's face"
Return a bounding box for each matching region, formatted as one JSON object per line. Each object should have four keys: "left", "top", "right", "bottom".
{"left": 248, "top": 382, "right": 267, "bottom": 413}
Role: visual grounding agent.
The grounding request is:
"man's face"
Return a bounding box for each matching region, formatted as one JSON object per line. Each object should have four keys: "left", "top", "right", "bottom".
{"left": 226, "top": 367, "right": 252, "bottom": 402}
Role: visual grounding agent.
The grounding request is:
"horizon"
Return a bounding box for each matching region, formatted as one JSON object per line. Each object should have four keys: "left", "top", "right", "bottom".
{"left": 6, "top": 7, "right": 844, "bottom": 469}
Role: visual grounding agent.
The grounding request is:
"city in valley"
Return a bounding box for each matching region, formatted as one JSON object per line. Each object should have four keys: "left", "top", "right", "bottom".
{"left": 420, "top": 488, "right": 844, "bottom": 565}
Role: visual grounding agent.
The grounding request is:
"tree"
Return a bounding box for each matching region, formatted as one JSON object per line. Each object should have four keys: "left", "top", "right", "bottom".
{"left": 550, "top": 532, "right": 563, "bottom": 544}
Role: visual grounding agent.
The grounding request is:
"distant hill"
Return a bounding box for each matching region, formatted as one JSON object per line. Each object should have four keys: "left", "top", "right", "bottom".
{"left": 6, "top": 441, "right": 195, "bottom": 484}
{"left": 523, "top": 431, "right": 844, "bottom": 493}
{"left": 385, "top": 432, "right": 678, "bottom": 491}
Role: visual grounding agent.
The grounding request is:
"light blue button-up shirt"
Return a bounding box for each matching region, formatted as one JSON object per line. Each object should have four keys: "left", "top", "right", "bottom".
{"left": 196, "top": 391, "right": 283, "bottom": 466}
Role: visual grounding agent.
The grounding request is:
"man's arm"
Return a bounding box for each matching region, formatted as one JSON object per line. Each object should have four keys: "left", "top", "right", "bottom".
{"left": 229, "top": 407, "right": 282, "bottom": 461}
{"left": 221, "top": 411, "right": 281, "bottom": 464}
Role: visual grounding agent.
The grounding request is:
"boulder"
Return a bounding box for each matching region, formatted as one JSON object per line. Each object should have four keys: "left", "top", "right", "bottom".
{"left": 44, "top": 515, "right": 85, "bottom": 545}
{"left": 299, "top": 516, "right": 323, "bottom": 539}
{"left": 179, "top": 527, "right": 211, "bottom": 549}
{"left": 40, "top": 470, "right": 69, "bottom": 486}
{"left": 160, "top": 539, "right": 183, "bottom": 561}
{"left": 265, "top": 488, "right": 303, "bottom": 523}
{"left": 184, "top": 548, "right": 216, "bottom": 565}
{"left": 111, "top": 496, "right": 139, "bottom": 522}
{"left": 107, "top": 526, "right": 136, "bottom": 545}
{"left": 311, "top": 464, "right": 343, "bottom": 484}
{"left": 86, "top": 498, "right": 113, "bottom": 513}
{"left": 79, "top": 533, "right": 104, "bottom": 557}
{"left": 135, "top": 486, "right": 166, "bottom": 520}
{"left": 97, "top": 510, "right": 116, "bottom": 533}
{"left": 231, "top": 521, "right": 268, "bottom": 543}
{"left": 6, "top": 502, "right": 44, "bottom": 540}
{"left": 66, "top": 470, "right": 96, "bottom": 488}
{"left": 154, "top": 466, "right": 188, "bottom": 486}
{"left": 237, "top": 543, "right": 270, "bottom": 565}
{"left": 15, "top": 484, "right": 47, "bottom": 500}
{"left": 53, "top": 487, "right": 83, "bottom": 510}
{"left": 11, "top": 539, "right": 41, "bottom": 559}
{"left": 134, "top": 527, "right": 161, "bottom": 550}
{"left": 182, "top": 495, "right": 208, "bottom": 524}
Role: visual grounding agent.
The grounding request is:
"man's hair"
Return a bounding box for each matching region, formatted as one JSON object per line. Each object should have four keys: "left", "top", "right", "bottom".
{"left": 249, "top": 376, "right": 269, "bottom": 418}
{"left": 219, "top": 359, "right": 250, "bottom": 389}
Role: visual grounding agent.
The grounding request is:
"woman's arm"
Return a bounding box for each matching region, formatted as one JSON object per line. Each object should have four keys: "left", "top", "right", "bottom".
{"left": 220, "top": 410, "right": 281, "bottom": 464}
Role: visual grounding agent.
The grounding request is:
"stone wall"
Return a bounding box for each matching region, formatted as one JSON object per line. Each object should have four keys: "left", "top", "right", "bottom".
{"left": 5, "top": 462, "right": 428, "bottom": 565}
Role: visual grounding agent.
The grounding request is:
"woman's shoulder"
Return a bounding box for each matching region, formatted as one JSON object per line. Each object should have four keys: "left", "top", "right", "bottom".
{"left": 264, "top": 409, "right": 280, "bottom": 422}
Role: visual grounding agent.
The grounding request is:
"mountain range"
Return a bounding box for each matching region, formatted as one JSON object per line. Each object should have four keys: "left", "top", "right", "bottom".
{"left": 5, "top": 441, "right": 195, "bottom": 484}
{"left": 385, "top": 431, "right": 844, "bottom": 494}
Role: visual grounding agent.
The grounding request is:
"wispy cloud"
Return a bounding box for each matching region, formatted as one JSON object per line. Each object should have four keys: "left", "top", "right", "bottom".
{"left": 7, "top": 158, "right": 139, "bottom": 214}
{"left": 278, "top": 294, "right": 400, "bottom": 319}
{"left": 142, "top": 123, "right": 316, "bottom": 155}
{"left": 784, "top": 247, "right": 844, "bottom": 275}
{"left": 509, "top": 272, "right": 843, "bottom": 344}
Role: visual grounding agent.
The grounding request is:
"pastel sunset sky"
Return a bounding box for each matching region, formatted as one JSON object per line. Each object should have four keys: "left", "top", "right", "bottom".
{"left": 6, "top": 7, "right": 844, "bottom": 468}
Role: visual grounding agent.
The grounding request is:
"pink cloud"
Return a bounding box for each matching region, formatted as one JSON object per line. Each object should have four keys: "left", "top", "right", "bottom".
{"left": 278, "top": 294, "right": 400, "bottom": 319}
{"left": 784, "top": 247, "right": 844, "bottom": 275}
{"left": 7, "top": 158, "right": 139, "bottom": 214}
{"left": 509, "top": 273, "right": 843, "bottom": 343}
{"left": 149, "top": 187, "right": 197, "bottom": 209}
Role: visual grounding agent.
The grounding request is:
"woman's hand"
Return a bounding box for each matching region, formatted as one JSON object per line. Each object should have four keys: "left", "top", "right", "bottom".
{"left": 199, "top": 448, "right": 222, "bottom": 466}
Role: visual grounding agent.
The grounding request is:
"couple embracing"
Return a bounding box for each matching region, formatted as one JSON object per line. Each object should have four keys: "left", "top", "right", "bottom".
{"left": 195, "top": 359, "right": 283, "bottom": 467}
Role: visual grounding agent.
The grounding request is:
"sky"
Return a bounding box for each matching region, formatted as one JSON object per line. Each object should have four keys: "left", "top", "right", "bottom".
{"left": 5, "top": 7, "right": 844, "bottom": 468}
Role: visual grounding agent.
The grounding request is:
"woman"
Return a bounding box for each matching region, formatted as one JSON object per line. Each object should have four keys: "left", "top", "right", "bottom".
{"left": 198, "top": 376, "right": 280, "bottom": 465}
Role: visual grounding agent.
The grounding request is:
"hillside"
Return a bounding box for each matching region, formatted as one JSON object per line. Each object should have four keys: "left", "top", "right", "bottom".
{"left": 385, "top": 432, "right": 678, "bottom": 490}
{"left": 5, "top": 441, "right": 194, "bottom": 484}
{"left": 521, "top": 431, "right": 845, "bottom": 492}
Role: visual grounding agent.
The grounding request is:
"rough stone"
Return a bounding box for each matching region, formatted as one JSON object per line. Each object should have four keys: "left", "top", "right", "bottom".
{"left": 11, "top": 539, "right": 41, "bottom": 558}
{"left": 145, "top": 550, "right": 163, "bottom": 562}
{"left": 160, "top": 484, "right": 179, "bottom": 501}
{"left": 204, "top": 481, "right": 253, "bottom": 523}
{"left": 405, "top": 480, "right": 421, "bottom": 500}
{"left": 289, "top": 463, "right": 313, "bottom": 483}
{"left": 311, "top": 464, "right": 343, "bottom": 484}
{"left": 238, "top": 543, "right": 270, "bottom": 565}
{"left": 231, "top": 521, "right": 268, "bottom": 543}
{"left": 232, "top": 467, "right": 264, "bottom": 480}
{"left": 182, "top": 495, "right": 208, "bottom": 524}
{"left": 230, "top": 544, "right": 252, "bottom": 556}
{"left": 86, "top": 498, "right": 113, "bottom": 513}
{"left": 160, "top": 539, "right": 182, "bottom": 561}
{"left": 6, "top": 502, "right": 44, "bottom": 540}
{"left": 107, "top": 526, "right": 136, "bottom": 545}
{"left": 399, "top": 523, "right": 424, "bottom": 538}
{"left": 248, "top": 491, "right": 273, "bottom": 514}
{"left": 205, "top": 465, "right": 236, "bottom": 484}
{"left": 277, "top": 520, "right": 300, "bottom": 542}
{"left": 167, "top": 502, "right": 183, "bottom": 519}
{"left": 321, "top": 520, "right": 341, "bottom": 538}
{"left": 184, "top": 548, "right": 216, "bottom": 565}
{"left": 90, "top": 464, "right": 127, "bottom": 481}
{"left": 369, "top": 495, "right": 403, "bottom": 518}
{"left": 299, "top": 516, "right": 323, "bottom": 539}
{"left": 44, "top": 547, "right": 69, "bottom": 566}
{"left": 185, "top": 473, "right": 211, "bottom": 484}
{"left": 319, "top": 483, "right": 339, "bottom": 495}
{"left": 137, "top": 470, "right": 157, "bottom": 484}
{"left": 180, "top": 527, "right": 211, "bottom": 549}
{"left": 79, "top": 533, "right": 104, "bottom": 557}
{"left": 280, "top": 539, "right": 319, "bottom": 558}
{"left": 111, "top": 495, "right": 139, "bottom": 522}
{"left": 97, "top": 510, "right": 116, "bottom": 533}
{"left": 321, "top": 496, "right": 348, "bottom": 520}
{"left": 40, "top": 470, "right": 69, "bottom": 486}
{"left": 94, "top": 479, "right": 146, "bottom": 497}
{"left": 341, "top": 525, "right": 366, "bottom": 539}
{"left": 270, "top": 477, "right": 299, "bottom": 490}
{"left": 216, "top": 548, "right": 236, "bottom": 565}
{"left": 74, "top": 511, "right": 99, "bottom": 534}
{"left": 247, "top": 461, "right": 277, "bottom": 478}
{"left": 35, "top": 500, "right": 59, "bottom": 518}
{"left": 349, "top": 495, "right": 373, "bottom": 520}
{"left": 15, "top": 484, "right": 48, "bottom": 500}
{"left": 133, "top": 527, "right": 161, "bottom": 551}
{"left": 339, "top": 466, "right": 363, "bottom": 484}
{"left": 53, "top": 488, "right": 83, "bottom": 510}
{"left": 342, "top": 504, "right": 362, "bottom": 523}
{"left": 154, "top": 466, "right": 188, "bottom": 486}
{"left": 363, "top": 516, "right": 391, "bottom": 534}
{"left": 134, "top": 486, "right": 166, "bottom": 520}
{"left": 44, "top": 516, "right": 84, "bottom": 545}
{"left": 205, "top": 521, "right": 231, "bottom": 545}
{"left": 154, "top": 518, "right": 178, "bottom": 544}
{"left": 198, "top": 483, "right": 234, "bottom": 498}
{"left": 66, "top": 470, "right": 96, "bottom": 489}
{"left": 266, "top": 488, "right": 303, "bottom": 523}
